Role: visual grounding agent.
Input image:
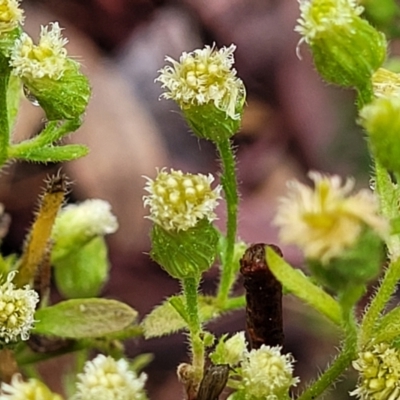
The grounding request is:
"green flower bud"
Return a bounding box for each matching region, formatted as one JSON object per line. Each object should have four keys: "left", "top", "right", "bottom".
{"left": 143, "top": 169, "right": 222, "bottom": 279}
{"left": 53, "top": 236, "right": 110, "bottom": 298}
{"left": 51, "top": 200, "right": 118, "bottom": 298}
{"left": 210, "top": 332, "right": 247, "bottom": 367}
{"left": 295, "top": 0, "right": 387, "bottom": 88}
{"left": 156, "top": 44, "right": 246, "bottom": 143}
{"left": 308, "top": 228, "right": 384, "bottom": 292}
{"left": 9, "top": 22, "right": 91, "bottom": 120}
{"left": 182, "top": 101, "right": 243, "bottom": 143}
{"left": 360, "top": 95, "right": 400, "bottom": 172}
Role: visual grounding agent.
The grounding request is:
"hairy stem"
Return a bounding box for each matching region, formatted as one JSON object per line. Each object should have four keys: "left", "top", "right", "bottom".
{"left": 0, "top": 56, "right": 10, "bottom": 167}
{"left": 182, "top": 276, "right": 204, "bottom": 386}
{"left": 216, "top": 138, "right": 238, "bottom": 305}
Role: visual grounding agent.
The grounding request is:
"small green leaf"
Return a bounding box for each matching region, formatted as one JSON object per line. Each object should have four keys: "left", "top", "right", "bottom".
{"left": 34, "top": 299, "right": 138, "bottom": 338}
{"left": 141, "top": 295, "right": 221, "bottom": 338}
{"left": 141, "top": 298, "right": 184, "bottom": 339}
{"left": 266, "top": 247, "right": 343, "bottom": 327}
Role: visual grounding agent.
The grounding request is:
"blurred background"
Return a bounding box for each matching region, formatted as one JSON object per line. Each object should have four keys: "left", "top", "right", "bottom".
{"left": 3, "top": 0, "right": 394, "bottom": 398}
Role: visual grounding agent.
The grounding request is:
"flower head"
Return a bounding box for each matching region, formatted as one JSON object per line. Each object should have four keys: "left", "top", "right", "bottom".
{"left": 211, "top": 332, "right": 248, "bottom": 367}
{"left": 156, "top": 44, "right": 244, "bottom": 121}
{"left": 0, "top": 271, "right": 38, "bottom": 343}
{"left": 0, "top": 0, "right": 23, "bottom": 34}
{"left": 0, "top": 375, "right": 62, "bottom": 400}
{"left": 351, "top": 343, "right": 400, "bottom": 400}
{"left": 295, "top": 0, "right": 364, "bottom": 44}
{"left": 294, "top": 0, "right": 386, "bottom": 89}
{"left": 53, "top": 199, "right": 118, "bottom": 240}
{"left": 240, "top": 345, "right": 299, "bottom": 399}
{"left": 73, "top": 355, "right": 147, "bottom": 400}
{"left": 274, "top": 172, "right": 388, "bottom": 263}
{"left": 143, "top": 169, "right": 221, "bottom": 232}
{"left": 10, "top": 22, "right": 73, "bottom": 81}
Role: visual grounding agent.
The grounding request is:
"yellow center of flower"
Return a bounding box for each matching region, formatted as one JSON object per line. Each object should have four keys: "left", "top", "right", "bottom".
{"left": 0, "top": 0, "right": 23, "bottom": 32}
{"left": 296, "top": 0, "right": 363, "bottom": 42}
{"left": 144, "top": 169, "right": 221, "bottom": 232}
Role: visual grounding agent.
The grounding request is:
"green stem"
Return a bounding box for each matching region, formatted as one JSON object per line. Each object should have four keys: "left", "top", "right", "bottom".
{"left": 296, "top": 318, "right": 357, "bottom": 400}
{"left": 216, "top": 138, "right": 238, "bottom": 305}
{"left": 8, "top": 118, "right": 82, "bottom": 159}
{"left": 0, "top": 56, "right": 10, "bottom": 168}
{"left": 182, "top": 276, "right": 204, "bottom": 385}
{"left": 358, "top": 162, "right": 400, "bottom": 345}
{"left": 360, "top": 258, "right": 400, "bottom": 346}
{"left": 374, "top": 161, "right": 400, "bottom": 257}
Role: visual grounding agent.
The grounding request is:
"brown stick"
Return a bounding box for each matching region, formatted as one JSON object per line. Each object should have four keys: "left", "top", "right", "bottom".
{"left": 240, "top": 243, "right": 284, "bottom": 349}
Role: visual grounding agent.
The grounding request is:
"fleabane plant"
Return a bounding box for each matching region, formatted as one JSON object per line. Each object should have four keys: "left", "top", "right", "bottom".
{"left": 0, "top": 0, "right": 23, "bottom": 34}
{"left": 156, "top": 44, "right": 245, "bottom": 142}
{"left": 9, "top": 22, "right": 90, "bottom": 121}
{"left": 0, "top": 3, "right": 91, "bottom": 166}
{"left": 73, "top": 355, "right": 147, "bottom": 400}
{"left": 0, "top": 271, "right": 38, "bottom": 343}
{"left": 296, "top": 0, "right": 386, "bottom": 99}
{"left": 143, "top": 169, "right": 221, "bottom": 280}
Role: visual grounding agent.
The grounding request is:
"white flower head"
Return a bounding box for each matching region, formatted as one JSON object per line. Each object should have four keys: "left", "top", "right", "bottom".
{"left": 156, "top": 44, "right": 245, "bottom": 120}
{"left": 143, "top": 169, "right": 222, "bottom": 232}
{"left": 10, "top": 22, "right": 72, "bottom": 81}
{"left": 0, "top": 0, "right": 23, "bottom": 34}
{"left": 351, "top": 343, "right": 400, "bottom": 400}
{"left": 274, "top": 171, "right": 388, "bottom": 263}
{"left": 0, "top": 375, "right": 63, "bottom": 400}
{"left": 0, "top": 271, "right": 38, "bottom": 343}
{"left": 240, "top": 345, "right": 299, "bottom": 399}
{"left": 54, "top": 199, "right": 119, "bottom": 239}
{"left": 295, "top": 0, "right": 364, "bottom": 44}
{"left": 73, "top": 355, "right": 147, "bottom": 400}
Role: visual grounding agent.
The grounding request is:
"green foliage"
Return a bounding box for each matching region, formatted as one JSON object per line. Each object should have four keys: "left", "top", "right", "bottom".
{"left": 53, "top": 237, "right": 110, "bottom": 298}
{"left": 33, "top": 299, "right": 138, "bottom": 339}
{"left": 266, "top": 247, "right": 343, "bottom": 326}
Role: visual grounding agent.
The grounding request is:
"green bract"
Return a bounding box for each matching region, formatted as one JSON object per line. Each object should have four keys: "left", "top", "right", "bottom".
{"left": 150, "top": 219, "right": 219, "bottom": 280}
